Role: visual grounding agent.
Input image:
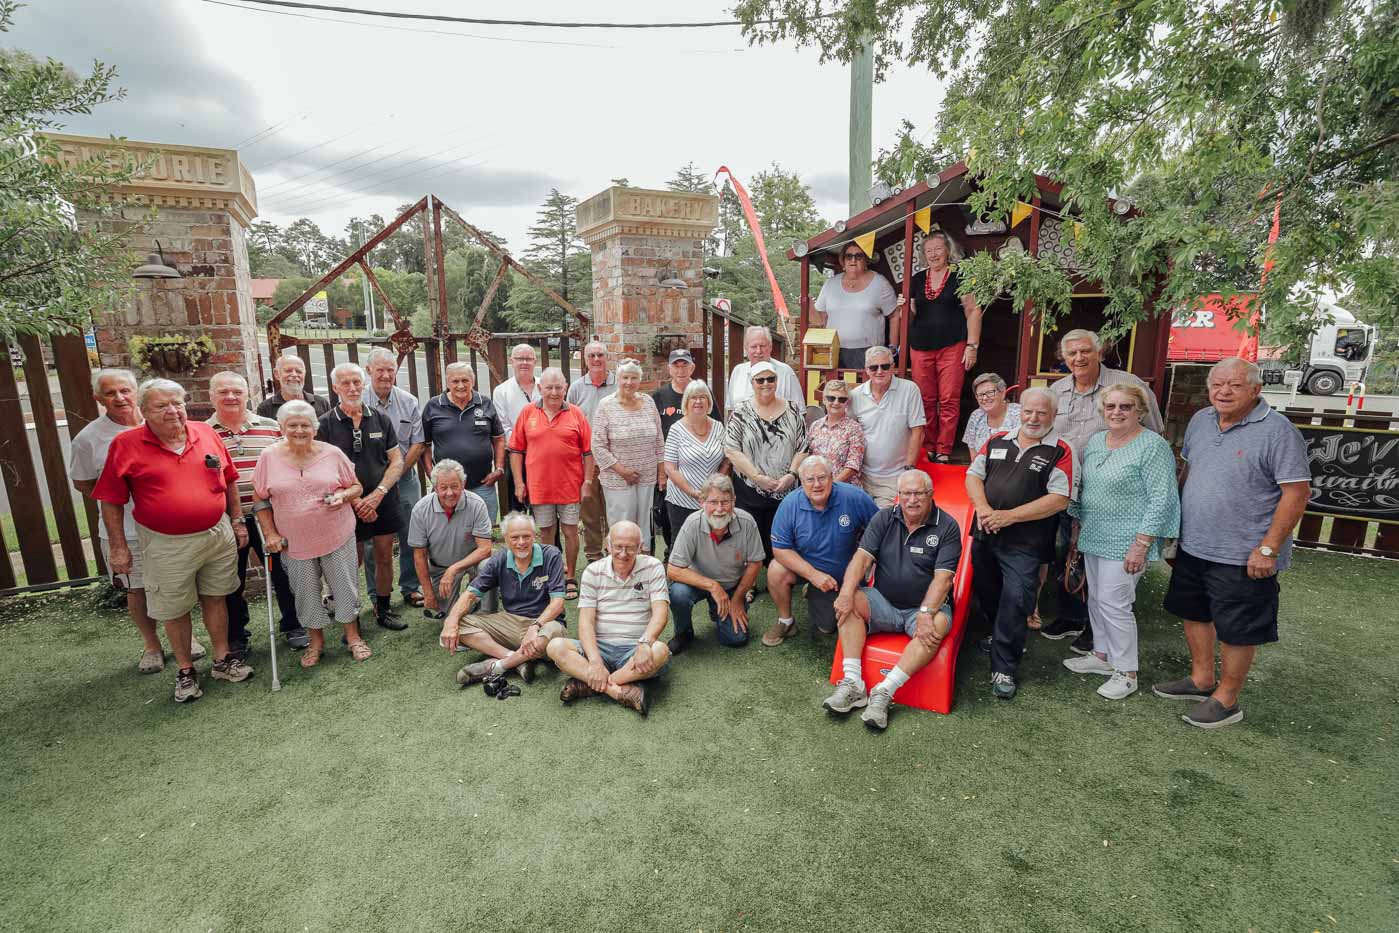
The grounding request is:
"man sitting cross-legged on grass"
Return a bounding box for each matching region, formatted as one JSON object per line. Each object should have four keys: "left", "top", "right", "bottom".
{"left": 665, "top": 473, "right": 765, "bottom": 655}
{"left": 440, "top": 511, "right": 567, "bottom": 686}
{"left": 825, "top": 469, "right": 961, "bottom": 730}
{"left": 547, "top": 521, "right": 670, "bottom": 716}
{"left": 762, "top": 455, "right": 879, "bottom": 646}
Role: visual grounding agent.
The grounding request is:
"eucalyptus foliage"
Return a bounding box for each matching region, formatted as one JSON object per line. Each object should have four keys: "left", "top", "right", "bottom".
{"left": 735, "top": 0, "right": 1399, "bottom": 347}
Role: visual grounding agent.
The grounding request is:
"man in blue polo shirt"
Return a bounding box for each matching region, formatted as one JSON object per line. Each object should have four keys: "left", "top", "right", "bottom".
{"left": 826, "top": 469, "right": 961, "bottom": 730}
{"left": 439, "top": 511, "right": 568, "bottom": 686}
{"left": 763, "top": 454, "right": 879, "bottom": 646}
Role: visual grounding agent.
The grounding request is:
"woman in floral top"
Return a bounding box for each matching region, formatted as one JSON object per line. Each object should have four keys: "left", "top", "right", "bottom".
{"left": 1065, "top": 383, "right": 1181, "bottom": 701}
{"left": 806, "top": 379, "right": 865, "bottom": 484}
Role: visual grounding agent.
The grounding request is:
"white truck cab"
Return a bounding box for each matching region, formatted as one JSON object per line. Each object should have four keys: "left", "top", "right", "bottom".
{"left": 1301, "top": 301, "right": 1375, "bottom": 395}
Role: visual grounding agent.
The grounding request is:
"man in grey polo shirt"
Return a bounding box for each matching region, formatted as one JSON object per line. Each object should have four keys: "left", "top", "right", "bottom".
{"left": 408, "top": 460, "right": 494, "bottom": 617}
{"left": 1155, "top": 358, "right": 1310, "bottom": 730}
{"left": 364, "top": 346, "right": 427, "bottom": 610}
{"left": 665, "top": 473, "right": 765, "bottom": 654}
{"left": 1044, "top": 328, "right": 1165, "bottom": 647}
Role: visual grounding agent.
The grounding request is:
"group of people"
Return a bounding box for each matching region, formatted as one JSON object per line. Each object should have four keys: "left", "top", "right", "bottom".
{"left": 71, "top": 316, "right": 1307, "bottom": 731}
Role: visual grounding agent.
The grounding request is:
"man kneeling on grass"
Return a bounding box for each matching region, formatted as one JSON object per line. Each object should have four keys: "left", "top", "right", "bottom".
{"left": 825, "top": 469, "right": 960, "bottom": 730}
{"left": 546, "top": 521, "right": 670, "bottom": 716}
{"left": 440, "top": 511, "right": 567, "bottom": 685}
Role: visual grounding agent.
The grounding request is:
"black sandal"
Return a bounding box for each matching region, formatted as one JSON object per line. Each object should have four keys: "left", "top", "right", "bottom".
{"left": 565, "top": 579, "right": 579, "bottom": 600}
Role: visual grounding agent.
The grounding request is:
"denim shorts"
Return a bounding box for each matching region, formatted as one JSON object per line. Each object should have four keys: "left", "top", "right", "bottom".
{"left": 563, "top": 637, "right": 638, "bottom": 672}
{"left": 861, "top": 586, "right": 951, "bottom": 637}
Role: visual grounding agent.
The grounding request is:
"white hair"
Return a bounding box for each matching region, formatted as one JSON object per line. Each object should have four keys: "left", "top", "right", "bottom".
{"left": 275, "top": 399, "right": 317, "bottom": 426}
{"left": 501, "top": 511, "right": 538, "bottom": 536}
{"left": 510, "top": 343, "right": 537, "bottom": 360}
{"left": 1209, "top": 356, "right": 1263, "bottom": 387}
{"left": 1058, "top": 329, "right": 1103, "bottom": 354}
{"left": 365, "top": 347, "right": 397, "bottom": 369}
{"left": 330, "top": 362, "right": 366, "bottom": 385}
{"left": 744, "top": 325, "right": 772, "bottom": 344}
{"left": 274, "top": 354, "right": 305, "bottom": 375}
{"left": 616, "top": 358, "right": 643, "bottom": 379}
{"left": 91, "top": 368, "right": 137, "bottom": 394}
{"left": 584, "top": 340, "right": 608, "bottom": 355}
{"left": 1019, "top": 386, "right": 1058, "bottom": 412}
{"left": 444, "top": 361, "right": 474, "bottom": 380}
{"left": 538, "top": 366, "right": 566, "bottom": 386}
{"left": 429, "top": 458, "right": 467, "bottom": 486}
{"left": 897, "top": 468, "right": 933, "bottom": 492}
{"left": 699, "top": 473, "right": 735, "bottom": 499}
{"left": 209, "top": 371, "right": 248, "bottom": 390}
{"left": 137, "top": 378, "right": 185, "bottom": 409}
{"left": 864, "top": 345, "right": 894, "bottom": 366}
{"left": 605, "top": 520, "right": 642, "bottom": 548}
{"left": 798, "top": 454, "right": 834, "bottom": 477}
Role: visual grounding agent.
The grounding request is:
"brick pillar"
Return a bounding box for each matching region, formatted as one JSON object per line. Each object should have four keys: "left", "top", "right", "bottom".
{"left": 577, "top": 186, "right": 718, "bottom": 388}
{"left": 52, "top": 134, "right": 259, "bottom": 417}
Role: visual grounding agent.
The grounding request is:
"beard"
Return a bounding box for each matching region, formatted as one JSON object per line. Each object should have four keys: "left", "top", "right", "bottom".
{"left": 705, "top": 511, "right": 733, "bottom": 531}
{"left": 1021, "top": 422, "right": 1051, "bottom": 440}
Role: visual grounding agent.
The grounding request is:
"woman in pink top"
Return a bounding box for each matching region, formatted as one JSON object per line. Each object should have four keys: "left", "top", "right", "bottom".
{"left": 252, "top": 400, "right": 366, "bottom": 667}
{"left": 591, "top": 360, "right": 665, "bottom": 552}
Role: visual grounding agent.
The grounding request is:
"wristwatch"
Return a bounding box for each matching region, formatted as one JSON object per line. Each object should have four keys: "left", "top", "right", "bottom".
{"left": 966, "top": 343, "right": 979, "bottom": 350}
{"left": 919, "top": 605, "right": 931, "bottom": 614}
{"left": 376, "top": 485, "right": 388, "bottom": 495}
{"left": 1259, "top": 545, "right": 1276, "bottom": 557}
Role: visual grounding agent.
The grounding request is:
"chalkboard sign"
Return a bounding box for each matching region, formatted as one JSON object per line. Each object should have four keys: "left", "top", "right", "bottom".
{"left": 1299, "top": 424, "right": 1399, "bottom": 522}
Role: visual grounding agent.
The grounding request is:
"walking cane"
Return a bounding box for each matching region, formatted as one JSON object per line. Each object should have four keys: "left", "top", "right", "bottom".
{"left": 265, "top": 551, "right": 282, "bottom": 692}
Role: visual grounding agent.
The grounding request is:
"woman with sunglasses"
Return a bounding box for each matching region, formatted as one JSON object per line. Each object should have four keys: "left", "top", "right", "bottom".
{"left": 1063, "top": 383, "right": 1179, "bottom": 700}
{"left": 812, "top": 244, "right": 899, "bottom": 370}
{"left": 807, "top": 379, "right": 865, "bottom": 485}
{"left": 897, "top": 231, "right": 985, "bottom": 462}
{"left": 723, "top": 361, "right": 808, "bottom": 562}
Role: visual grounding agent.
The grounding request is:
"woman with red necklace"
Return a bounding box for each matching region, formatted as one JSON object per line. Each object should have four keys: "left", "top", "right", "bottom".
{"left": 898, "top": 231, "right": 985, "bottom": 462}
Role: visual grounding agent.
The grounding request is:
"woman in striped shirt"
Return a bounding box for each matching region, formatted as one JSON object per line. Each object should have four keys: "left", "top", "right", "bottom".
{"left": 662, "top": 381, "right": 729, "bottom": 534}
{"left": 591, "top": 360, "right": 666, "bottom": 553}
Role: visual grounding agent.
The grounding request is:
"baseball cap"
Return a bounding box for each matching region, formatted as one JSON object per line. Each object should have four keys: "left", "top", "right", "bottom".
{"left": 668, "top": 348, "right": 695, "bottom": 365}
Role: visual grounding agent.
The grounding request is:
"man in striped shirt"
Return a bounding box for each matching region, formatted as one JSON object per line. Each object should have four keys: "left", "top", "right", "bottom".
{"left": 207, "top": 372, "right": 307, "bottom": 656}
{"left": 546, "top": 521, "right": 670, "bottom": 716}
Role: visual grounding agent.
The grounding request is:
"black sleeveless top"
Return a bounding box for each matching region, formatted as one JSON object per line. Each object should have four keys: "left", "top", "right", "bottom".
{"left": 908, "top": 267, "right": 967, "bottom": 351}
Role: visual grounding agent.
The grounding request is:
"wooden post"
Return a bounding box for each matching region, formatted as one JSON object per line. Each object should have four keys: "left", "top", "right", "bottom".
{"left": 53, "top": 333, "right": 104, "bottom": 568}
{"left": 0, "top": 342, "right": 58, "bottom": 584}
{"left": 19, "top": 335, "right": 87, "bottom": 579}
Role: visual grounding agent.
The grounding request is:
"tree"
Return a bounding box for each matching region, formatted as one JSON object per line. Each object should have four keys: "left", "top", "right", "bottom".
{"left": 735, "top": 0, "right": 1399, "bottom": 345}
{"left": 873, "top": 119, "right": 958, "bottom": 189}
{"left": 0, "top": 2, "right": 141, "bottom": 339}
{"left": 505, "top": 188, "right": 590, "bottom": 333}
{"left": 667, "top": 162, "right": 714, "bottom": 194}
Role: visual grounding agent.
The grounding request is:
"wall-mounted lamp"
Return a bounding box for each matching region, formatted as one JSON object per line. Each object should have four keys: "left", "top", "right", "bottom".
{"left": 132, "top": 241, "right": 181, "bottom": 279}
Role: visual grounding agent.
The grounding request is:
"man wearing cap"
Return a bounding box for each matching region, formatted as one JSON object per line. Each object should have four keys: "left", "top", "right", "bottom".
{"left": 651, "top": 347, "right": 695, "bottom": 551}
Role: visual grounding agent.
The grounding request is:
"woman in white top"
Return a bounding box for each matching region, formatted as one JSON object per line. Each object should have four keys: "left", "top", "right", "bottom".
{"left": 812, "top": 244, "right": 899, "bottom": 370}
{"left": 662, "top": 380, "right": 729, "bottom": 534}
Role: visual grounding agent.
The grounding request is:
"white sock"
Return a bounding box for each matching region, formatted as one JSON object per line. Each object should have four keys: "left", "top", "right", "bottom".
{"left": 488, "top": 659, "right": 506, "bottom": 676}
{"left": 842, "top": 658, "right": 862, "bottom": 684}
{"left": 877, "top": 666, "right": 911, "bottom": 694}
{"left": 779, "top": 616, "right": 795, "bottom": 628}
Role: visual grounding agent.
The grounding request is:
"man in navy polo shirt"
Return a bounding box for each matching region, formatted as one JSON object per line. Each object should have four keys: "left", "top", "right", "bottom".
{"left": 439, "top": 511, "right": 568, "bottom": 686}
{"left": 421, "top": 362, "right": 506, "bottom": 521}
{"left": 827, "top": 469, "right": 961, "bottom": 730}
{"left": 1154, "top": 358, "right": 1310, "bottom": 729}
{"left": 763, "top": 455, "right": 879, "bottom": 646}
{"left": 966, "top": 388, "right": 1076, "bottom": 700}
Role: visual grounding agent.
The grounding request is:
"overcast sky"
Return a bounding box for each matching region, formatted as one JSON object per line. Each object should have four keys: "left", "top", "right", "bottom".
{"left": 19, "top": 0, "right": 946, "bottom": 253}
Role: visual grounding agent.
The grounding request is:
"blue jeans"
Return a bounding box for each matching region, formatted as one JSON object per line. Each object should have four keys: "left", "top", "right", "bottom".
{"left": 971, "top": 539, "right": 1042, "bottom": 677}
{"left": 469, "top": 483, "right": 499, "bottom": 524}
{"left": 668, "top": 581, "right": 749, "bottom": 647}
{"left": 365, "top": 471, "right": 422, "bottom": 598}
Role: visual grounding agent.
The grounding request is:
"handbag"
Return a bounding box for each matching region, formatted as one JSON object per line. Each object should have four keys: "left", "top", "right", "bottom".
{"left": 1063, "top": 547, "right": 1087, "bottom": 596}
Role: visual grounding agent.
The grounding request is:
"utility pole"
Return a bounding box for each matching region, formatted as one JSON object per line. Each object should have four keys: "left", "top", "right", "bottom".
{"left": 849, "top": 33, "right": 874, "bottom": 216}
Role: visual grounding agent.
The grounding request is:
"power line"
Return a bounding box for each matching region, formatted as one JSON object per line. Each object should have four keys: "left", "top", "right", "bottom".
{"left": 217, "top": 0, "right": 819, "bottom": 29}
{"left": 261, "top": 130, "right": 492, "bottom": 207}
{"left": 262, "top": 140, "right": 500, "bottom": 214}
{"left": 261, "top": 152, "right": 493, "bottom": 218}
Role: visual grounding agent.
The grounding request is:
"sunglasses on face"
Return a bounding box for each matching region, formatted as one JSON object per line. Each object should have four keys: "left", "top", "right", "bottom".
{"left": 823, "top": 395, "right": 848, "bottom": 403}
{"left": 843, "top": 253, "right": 864, "bottom": 261}
{"left": 1104, "top": 403, "right": 1139, "bottom": 412}
{"left": 867, "top": 362, "right": 892, "bottom": 372}
{"left": 753, "top": 376, "right": 777, "bottom": 385}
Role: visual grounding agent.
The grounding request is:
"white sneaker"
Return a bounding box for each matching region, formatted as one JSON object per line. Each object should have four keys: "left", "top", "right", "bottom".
{"left": 1097, "top": 671, "right": 1138, "bottom": 700}
{"left": 822, "top": 677, "right": 868, "bottom": 713}
{"left": 1063, "top": 653, "right": 1113, "bottom": 675}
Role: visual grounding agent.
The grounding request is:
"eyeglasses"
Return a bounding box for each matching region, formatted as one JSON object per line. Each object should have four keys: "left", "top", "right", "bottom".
{"left": 1103, "top": 402, "right": 1139, "bottom": 412}
{"left": 867, "top": 362, "right": 892, "bottom": 372}
{"left": 753, "top": 376, "right": 777, "bottom": 384}
{"left": 974, "top": 390, "right": 1001, "bottom": 400}
{"left": 823, "top": 395, "right": 848, "bottom": 403}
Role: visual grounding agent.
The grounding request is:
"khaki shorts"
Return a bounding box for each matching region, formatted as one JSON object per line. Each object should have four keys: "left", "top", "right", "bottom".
{"left": 136, "top": 517, "right": 240, "bottom": 621}
{"left": 533, "top": 501, "right": 581, "bottom": 528}
{"left": 458, "top": 611, "right": 565, "bottom": 650}
{"left": 100, "top": 536, "right": 144, "bottom": 590}
{"left": 862, "top": 473, "right": 901, "bottom": 508}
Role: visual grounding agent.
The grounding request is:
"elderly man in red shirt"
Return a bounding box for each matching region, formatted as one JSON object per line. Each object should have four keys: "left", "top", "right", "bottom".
{"left": 94, "top": 378, "right": 255, "bottom": 703}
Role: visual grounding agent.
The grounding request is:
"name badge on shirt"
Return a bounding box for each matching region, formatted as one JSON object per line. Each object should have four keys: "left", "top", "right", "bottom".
{"left": 369, "top": 432, "right": 383, "bottom": 440}
{"left": 475, "top": 419, "right": 489, "bottom": 428}
{"left": 990, "top": 448, "right": 1009, "bottom": 460}
{"left": 909, "top": 546, "right": 925, "bottom": 554}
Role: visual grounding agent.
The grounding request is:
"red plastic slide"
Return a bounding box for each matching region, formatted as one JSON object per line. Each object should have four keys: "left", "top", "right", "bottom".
{"left": 829, "top": 463, "right": 977, "bottom": 714}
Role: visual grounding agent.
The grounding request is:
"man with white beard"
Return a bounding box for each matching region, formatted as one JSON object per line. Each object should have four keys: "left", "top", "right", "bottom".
{"left": 664, "top": 474, "right": 765, "bottom": 654}
{"left": 965, "top": 387, "right": 1077, "bottom": 701}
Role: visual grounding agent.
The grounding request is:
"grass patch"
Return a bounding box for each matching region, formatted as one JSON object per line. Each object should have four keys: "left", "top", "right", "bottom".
{"left": 0, "top": 494, "right": 94, "bottom": 549}
{"left": 0, "top": 550, "right": 1395, "bottom": 931}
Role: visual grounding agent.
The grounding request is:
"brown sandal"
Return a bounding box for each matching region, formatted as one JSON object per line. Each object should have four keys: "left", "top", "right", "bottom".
{"left": 348, "top": 640, "right": 373, "bottom": 662}
{"left": 300, "top": 645, "right": 322, "bottom": 668}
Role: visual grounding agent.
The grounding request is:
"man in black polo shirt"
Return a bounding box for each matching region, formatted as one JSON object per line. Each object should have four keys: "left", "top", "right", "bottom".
{"left": 421, "top": 362, "right": 506, "bottom": 522}
{"left": 965, "top": 387, "right": 1075, "bottom": 700}
{"left": 650, "top": 348, "right": 695, "bottom": 553}
{"left": 316, "top": 362, "right": 407, "bottom": 630}
{"left": 826, "top": 469, "right": 961, "bottom": 730}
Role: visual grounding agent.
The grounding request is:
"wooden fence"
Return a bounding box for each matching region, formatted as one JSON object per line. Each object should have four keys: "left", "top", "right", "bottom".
{"left": 1283, "top": 406, "right": 1399, "bottom": 559}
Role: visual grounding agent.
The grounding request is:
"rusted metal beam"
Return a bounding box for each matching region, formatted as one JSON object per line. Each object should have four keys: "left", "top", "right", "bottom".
{"left": 358, "top": 261, "right": 406, "bottom": 334}
{"left": 471, "top": 259, "right": 510, "bottom": 332}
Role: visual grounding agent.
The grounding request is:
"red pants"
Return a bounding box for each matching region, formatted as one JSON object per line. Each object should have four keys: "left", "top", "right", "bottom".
{"left": 910, "top": 343, "right": 967, "bottom": 455}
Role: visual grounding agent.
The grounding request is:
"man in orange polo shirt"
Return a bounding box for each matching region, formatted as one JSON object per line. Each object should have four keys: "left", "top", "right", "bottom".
{"left": 95, "top": 378, "right": 255, "bottom": 704}
{"left": 510, "top": 367, "right": 594, "bottom": 599}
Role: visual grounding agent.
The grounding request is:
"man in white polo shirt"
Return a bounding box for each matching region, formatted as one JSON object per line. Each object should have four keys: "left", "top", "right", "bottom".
{"left": 849, "top": 345, "right": 927, "bottom": 506}
{"left": 491, "top": 342, "right": 542, "bottom": 515}
{"left": 546, "top": 521, "right": 671, "bottom": 715}
{"left": 726, "top": 325, "right": 804, "bottom": 411}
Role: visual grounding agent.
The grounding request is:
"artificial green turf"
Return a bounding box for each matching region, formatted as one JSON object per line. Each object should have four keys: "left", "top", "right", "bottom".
{"left": 1, "top": 550, "right": 1395, "bottom": 932}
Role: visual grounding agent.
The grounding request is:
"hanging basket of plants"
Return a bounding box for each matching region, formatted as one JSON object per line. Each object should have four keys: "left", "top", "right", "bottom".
{"left": 128, "top": 334, "right": 215, "bottom": 374}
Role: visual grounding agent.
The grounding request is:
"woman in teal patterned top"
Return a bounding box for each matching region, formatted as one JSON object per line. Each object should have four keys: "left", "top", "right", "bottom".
{"left": 1065, "top": 383, "right": 1181, "bottom": 700}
